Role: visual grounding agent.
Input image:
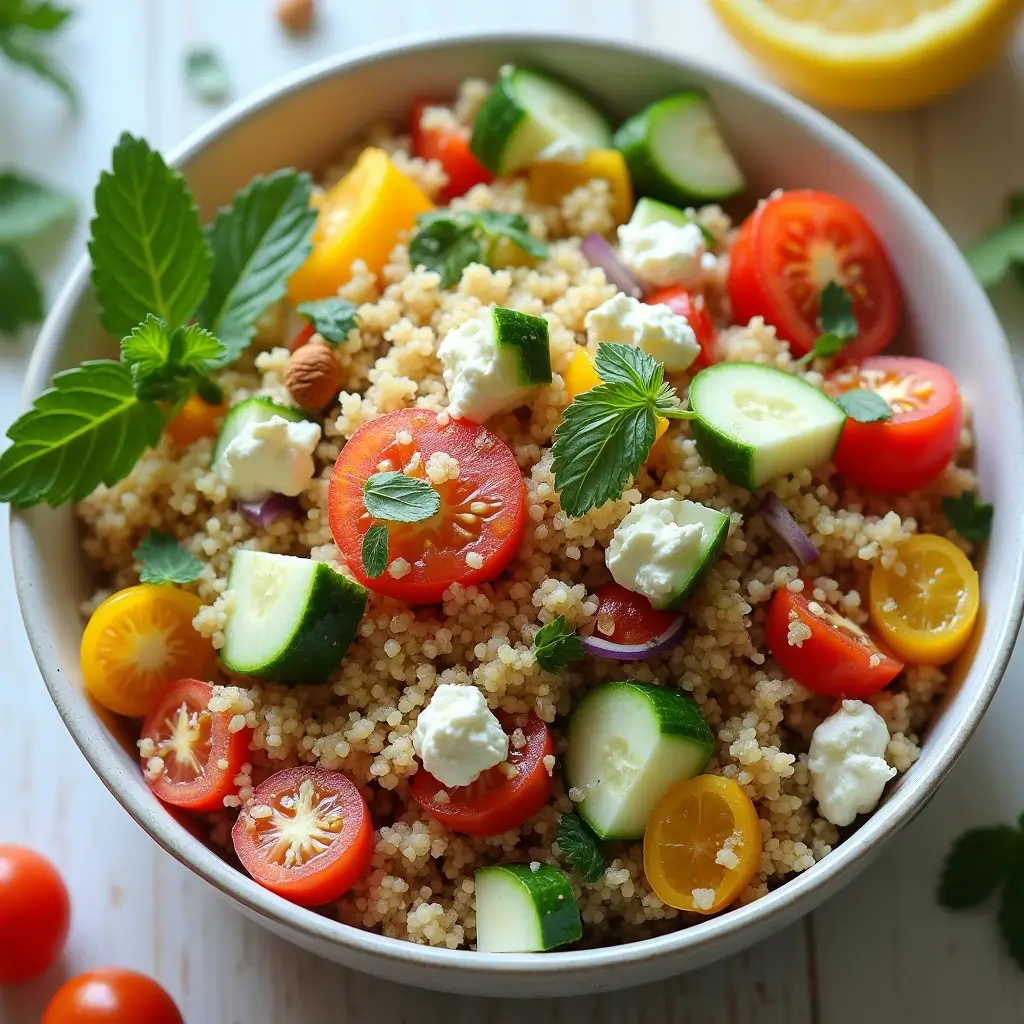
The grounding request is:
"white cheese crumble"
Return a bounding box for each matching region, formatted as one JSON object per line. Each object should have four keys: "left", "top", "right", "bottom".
{"left": 691, "top": 888, "right": 716, "bottom": 911}
{"left": 605, "top": 497, "right": 705, "bottom": 608}
{"left": 218, "top": 415, "right": 321, "bottom": 501}
{"left": 584, "top": 292, "right": 700, "bottom": 372}
{"left": 412, "top": 684, "right": 508, "bottom": 789}
{"left": 617, "top": 219, "right": 706, "bottom": 290}
{"left": 808, "top": 700, "right": 897, "bottom": 827}
{"left": 437, "top": 311, "right": 539, "bottom": 423}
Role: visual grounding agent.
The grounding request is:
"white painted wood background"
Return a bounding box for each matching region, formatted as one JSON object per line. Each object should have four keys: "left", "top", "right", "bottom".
{"left": 2, "top": 1, "right": 1024, "bottom": 1021}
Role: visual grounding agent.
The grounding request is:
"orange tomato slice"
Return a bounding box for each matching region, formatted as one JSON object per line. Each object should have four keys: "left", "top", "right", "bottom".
{"left": 287, "top": 148, "right": 433, "bottom": 303}
{"left": 644, "top": 774, "right": 762, "bottom": 914}
{"left": 164, "top": 395, "right": 226, "bottom": 447}
{"left": 80, "top": 585, "right": 215, "bottom": 717}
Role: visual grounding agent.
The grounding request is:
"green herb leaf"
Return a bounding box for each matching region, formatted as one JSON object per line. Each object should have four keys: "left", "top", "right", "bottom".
{"left": 967, "top": 194, "right": 1024, "bottom": 288}
{"left": 296, "top": 297, "right": 360, "bottom": 344}
{"left": 0, "top": 244, "right": 43, "bottom": 336}
{"left": 184, "top": 47, "right": 229, "bottom": 104}
{"left": 532, "top": 615, "right": 584, "bottom": 673}
{"left": 197, "top": 169, "right": 316, "bottom": 363}
{"left": 363, "top": 471, "right": 440, "bottom": 523}
{"left": 594, "top": 341, "right": 662, "bottom": 393}
{"left": 0, "top": 14, "right": 75, "bottom": 106}
{"left": 999, "top": 852, "right": 1024, "bottom": 970}
{"left": 361, "top": 524, "right": 389, "bottom": 578}
{"left": 818, "top": 281, "right": 858, "bottom": 340}
{"left": 121, "top": 316, "right": 227, "bottom": 403}
{"left": 0, "top": 360, "right": 164, "bottom": 507}
{"left": 474, "top": 210, "right": 548, "bottom": 259}
{"left": 133, "top": 530, "right": 203, "bottom": 585}
{"left": 938, "top": 825, "right": 1022, "bottom": 910}
{"left": 795, "top": 332, "right": 849, "bottom": 367}
{"left": 89, "top": 133, "right": 212, "bottom": 339}
{"left": 0, "top": 171, "right": 75, "bottom": 242}
{"left": 556, "top": 812, "right": 606, "bottom": 884}
{"left": 0, "top": 1, "right": 72, "bottom": 33}
{"left": 942, "top": 490, "right": 994, "bottom": 544}
{"left": 834, "top": 389, "right": 891, "bottom": 423}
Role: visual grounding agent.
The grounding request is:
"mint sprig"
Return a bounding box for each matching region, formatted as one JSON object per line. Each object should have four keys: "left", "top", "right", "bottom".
{"left": 363, "top": 471, "right": 439, "bottom": 523}
{"left": 296, "top": 297, "right": 360, "bottom": 344}
{"left": 942, "top": 490, "right": 994, "bottom": 544}
{"left": 532, "top": 615, "right": 583, "bottom": 672}
{"left": 0, "top": 0, "right": 75, "bottom": 106}
{"left": 795, "top": 281, "right": 857, "bottom": 365}
{"left": 966, "top": 194, "right": 1024, "bottom": 289}
{"left": 121, "top": 316, "right": 227, "bottom": 404}
{"left": 556, "top": 812, "right": 606, "bottom": 884}
{"left": 134, "top": 530, "right": 203, "bottom": 585}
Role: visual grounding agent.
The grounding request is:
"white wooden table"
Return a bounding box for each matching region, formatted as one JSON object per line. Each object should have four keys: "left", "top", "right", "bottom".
{"left": 2, "top": 2, "right": 1024, "bottom": 1021}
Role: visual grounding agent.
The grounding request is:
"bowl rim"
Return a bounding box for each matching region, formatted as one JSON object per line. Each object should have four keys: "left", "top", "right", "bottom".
{"left": 12, "top": 26, "right": 1024, "bottom": 981}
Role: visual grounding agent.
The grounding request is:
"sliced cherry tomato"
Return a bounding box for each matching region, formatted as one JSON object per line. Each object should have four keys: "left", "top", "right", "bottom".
{"left": 644, "top": 286, "right": 718, "bottom": 369}
{"left": 728, "top": 190, "right": 901, "bottom": 360}
{"left": 328, "top": 407, "right": 527, "bottom": 603}
{"left": 410, "top": 99, "right": 493, "bottom": 201}
{"left": 232, "top": 766, "right": 372, "bottom": 907}
{"left": 0, "top": 845, "right": 70, "bottom": 984}
{"left": 765, "top": 586, "right": 903, "bottom": 698}
{"left": 825, "top": 356, "right": 962, "bottom": 493}
{"left": 42, "top": 969, "right": 182, "bottom": 1024}
{"left": 80, "top": 585, "right": 216, "bottom": 718}
{"left": 592, "top": 581, "right": 680, "bottom": 646}
{"left": 644, "top": 774, "right": 762, "bottom": 914}
{"left": 289, "top": 321, "right": 316, "bottom": 353}
{"left": 164, "top": 394, "right": 226, "bottom": 447}
{"left": 140, "top": 678, "right": 251, "bottom": 812}
{"left": 411, "top": 711, "right": 554, "bottom": 836}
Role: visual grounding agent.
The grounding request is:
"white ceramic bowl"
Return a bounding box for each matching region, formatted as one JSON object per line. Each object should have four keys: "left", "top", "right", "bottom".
{"left": 11, "top": 30, "right": 1024, "bottom": 999}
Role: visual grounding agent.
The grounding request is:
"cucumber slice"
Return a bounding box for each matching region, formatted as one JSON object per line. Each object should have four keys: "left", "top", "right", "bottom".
{"left": 471, "top": 66, "right": 612, "bottom": 175}
{"left": 689, "top": 363, "right": 847, "bottom": 491}
{"left": 492, "top": 306, "right": 552, "bottom": 386}
{"left": 565, "top": 681, "right": 714, "bottom": 841}
{"left": 222, "top": 550, "right": 367, "bottom": 686}
{"left": 212, "top": 397, "right": 306, "bottom": 466}
{"left": 475, "top": 864, "right": 582, "bottom": 953}
{"left": 614, "top": 91, "right": 745, "bottom": 206}
{"left": 628, "top": 196, "right": 715, "bottom": 248}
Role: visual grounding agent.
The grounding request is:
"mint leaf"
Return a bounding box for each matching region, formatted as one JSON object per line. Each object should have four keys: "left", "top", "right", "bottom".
{"left": 89, "top": 133, "right": 212, "bottom": 339}
{"left": 474, "top": 210, "right": 547, "bottom": 259}
{"left": 120, "top": 315, "right": 172, "bottom": 384}
{"left": 939, "top": 825, "right": 1021, "bottom": 910}
{"left": 0, "top": 1, "right": 72, "bottom": 33}
{"left": 296, "top": 297, "right": 360, "bottom": 344}
{"left": 0, "top": 244, "right": 43, "bottom": 335}
{"left": 818, "top": 281, "right": 857, "bottom": 339}
{"left": 0, "top": 171, "right": 75, "bottom": 242}
{"left": 184, "top": 47, "right": 229, "bottom": 104}
{"left": 198, "top": 169, "right": 316, "bottom": 363}
{"left": 942, "top": 490, "right": 994, "bottom": 544}
{"left": 361, "top": 524, "right": 388, "bottom": 578}
{"left": 594, "top": 341, "right": 662, "bottom": 392}
{"left": 835, "top": 389, "right": 891, "bottom": 423}
{"left": 133, "top": 530, "right": 202, "bottom": 585}
{"left": 363, "top": 471, "right": 439, "bottom": 523}
{"left": 532, "top": 615, "right": 583, "bottom": 672}
{"left": 795, "top": 332, "right": 848, "bottom": 367}
{"left": 0, "top": 8, "right": 75, "bottom": 107}
{"left": 120, "top": 316, "right": 226, "bottom": 403}
{"left": 967, "top": 195, "right": 1024, "bottom": 289}
{"left": 556, "top": 812, "right": 606, "bottom": 884}
{"left": 1000, "top": 853, "right": 1024, "bottom": 969}
{"left": 0, "top": 360, "right": 164, "bottom": 507}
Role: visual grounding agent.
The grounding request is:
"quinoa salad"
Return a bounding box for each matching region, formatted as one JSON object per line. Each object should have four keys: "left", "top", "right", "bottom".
{"left": 2, "top": 68, "right": 988, "bottom": 953}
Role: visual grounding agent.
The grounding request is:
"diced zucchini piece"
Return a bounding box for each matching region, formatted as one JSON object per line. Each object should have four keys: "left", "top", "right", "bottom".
{"left": 212, "top": 397, "right": 306, "bottom": 466}
{"left": 475, "top": 864, "right": 582, "bottom": 953}
{"left": 628, "top": 196, "right": 715, "bottom": 247}
{"left": 564, "top": 681, "right": 714, "bottom": 840}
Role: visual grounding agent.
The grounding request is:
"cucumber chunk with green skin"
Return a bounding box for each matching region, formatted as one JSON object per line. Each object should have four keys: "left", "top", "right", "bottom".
{"left": 492, "top": 306, "right": 552, "bottom": 386}
{"left": 614, "top": 91, "right": 745, "bottom": 206}
{"left": 689, "top": 363, "right": 847, "bottom": 491}
{"left": 663, "top": 500, "right": 730, "bottom": 607}
{"left": 628, "top": 196, "right": 716, "bottom": 248}
{"left": 212, "top": 397, "right": 306, "bottom": 466}
{"left": 470, "top": 66, "right": 612, "bottom": 175}
{"left": 222, "top": 550, "right": 367, "bottom": 685}
{"left": 475, "top": 864, "right": 582, "bottom": 952}
{"left": 564, "top": 681, "right": 714, "bottom": 840}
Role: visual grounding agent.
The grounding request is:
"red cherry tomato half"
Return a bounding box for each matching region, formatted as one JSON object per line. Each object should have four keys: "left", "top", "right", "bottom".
{"left": 644, "top": 286, "right": 718, "bottom": 368}
{"left": 410, "top": 99, "right": 493, "bottom": 201}
{"left": 140, "top": 678, "right": 252, "bottom": 813}
{"left": 42, "top": 968, "right": 182, "bottom": 1024}
{"left": 0, "top": 845, "right": 70, "bottom": 984}
{"left": 411, "top": 711, "right": 554, "bottom": 836}
{"left": 232, "top": 766, "right": 373, "bottom": 907}
{"left": 825, "top": 356, "right": 962, "bottom": 494}
{"left": 329, "top": 407, "right": 527, "bottom": 604}
{"left": 592, "top": 581, "right": 680, "bottom": 646}
{"left": 728, "top": 190, "right": 901, "bottom": 360}
{"left": 290, "top": 321, "right": 316, "bottom": 353}
{"left": 765, "top": 587, "right": 902, "bottom": 699}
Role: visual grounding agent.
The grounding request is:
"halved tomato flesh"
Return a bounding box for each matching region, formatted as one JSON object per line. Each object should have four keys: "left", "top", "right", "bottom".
{"left": 592, "top": 581, "right": 680, "bottom": 645}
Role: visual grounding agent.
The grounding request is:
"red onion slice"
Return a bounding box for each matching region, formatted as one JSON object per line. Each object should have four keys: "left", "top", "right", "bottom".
{"left": 758, "top": 493, "right": 819, "bottom": 565}
{"left": 580, "top": 613, "right": 686, "bottom": 661}
{"left": 581, "top": 232, "right": 643, "bottom": 299}
{"left": 238, "top": 494, "right": 301, "bottom": 528}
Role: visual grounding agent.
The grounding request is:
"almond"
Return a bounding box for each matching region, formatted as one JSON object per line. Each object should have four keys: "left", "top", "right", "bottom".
{"left": 276, "top": 0, "right": 315, "bottom": 34}
{"left": 286, "top": 341, "right": 341, "bottom": 410}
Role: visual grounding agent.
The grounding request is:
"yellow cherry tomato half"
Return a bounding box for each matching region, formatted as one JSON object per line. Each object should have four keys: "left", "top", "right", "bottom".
{"left": 527, "top": 149, "right": 634, "bottom": 226}
{"left": 164, "top": 394, "right": 226, "bottom": 447}
{"left": 80, "top": 585, "right": 215, "bottom": 718}
{"left": 644, "top": 774, "right": 762, "bottom": 914}
{"left": 563, "top": 347, "right": 668, "bottom": 445}
{"left": 869, "top": 533, "right": 980, "bottom": 666}
{"left": 287, "top": 147, "right": 433, "bottom": 303}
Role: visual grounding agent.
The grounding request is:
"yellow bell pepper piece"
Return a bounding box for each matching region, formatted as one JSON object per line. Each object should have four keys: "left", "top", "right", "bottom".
{"left": 527, "top": 150, "right": 634, "bottom": 226}
{"left": 288, "top": 148, "right": 433, "bottom": 303}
